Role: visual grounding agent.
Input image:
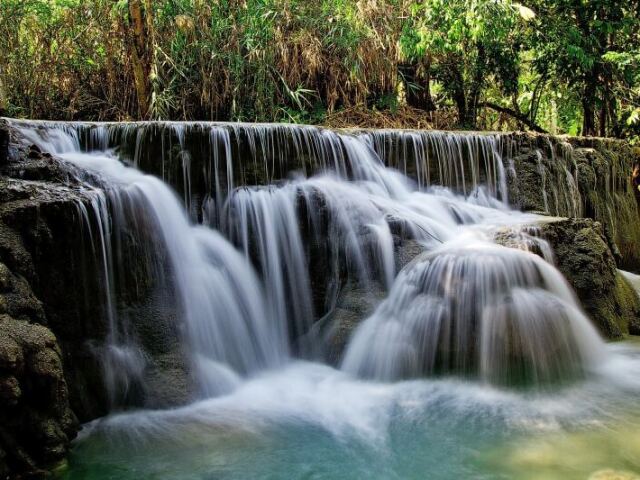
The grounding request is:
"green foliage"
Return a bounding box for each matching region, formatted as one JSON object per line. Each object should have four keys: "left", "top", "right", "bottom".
{"left": 0, "top": 0, "right": 638, "bottom": 140}
{"left": 525, "top": 0, "right": 640, "bottom": 137}
{"left": 399, "top": 0, "right": 527, "bottom": 126}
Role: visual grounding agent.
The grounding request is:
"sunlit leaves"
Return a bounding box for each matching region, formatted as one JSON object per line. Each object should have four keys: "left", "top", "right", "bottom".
{"left": 516, "top": 4, "right": 536, "bottom": 21}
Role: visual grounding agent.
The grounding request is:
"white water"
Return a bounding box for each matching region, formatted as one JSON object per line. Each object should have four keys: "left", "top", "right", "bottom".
{"left": 17, "top": 125, "right": 286, "bottom": 398}
{"left": 10, "top": 119, "right": 640, "bottom": 479}
{"left": 342, "top": 240, "right": 603, "bottom": 383}
{"left": 12, "top": 120, "right": 607, "bottom": 390}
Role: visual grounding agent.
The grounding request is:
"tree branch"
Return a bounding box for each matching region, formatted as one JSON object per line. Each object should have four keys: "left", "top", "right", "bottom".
{"left": 481, "top": 102, "right": 548, "bottom": 133}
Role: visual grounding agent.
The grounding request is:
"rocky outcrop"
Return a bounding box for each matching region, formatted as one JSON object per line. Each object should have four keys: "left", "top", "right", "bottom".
{"left": 537, "top": 218, "right": 640, "bottom": 338}
{"left": 0, "top": 254, "right": 79, "bottom": 476}
{"left": 0, "top": 124, "right": 104, "bottom": 477}
{"left": 0, "top": 122, "right": 197, "bottom": 421}
{"left": 506, "top": 134, "right": 640, "bottom": 271}
{"left": 0, "top": 133, "right": 110, "bottom": 423}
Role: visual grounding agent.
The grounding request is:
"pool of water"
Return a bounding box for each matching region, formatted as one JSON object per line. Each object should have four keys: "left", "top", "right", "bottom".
{"left": 59, "top": 342, "right": 640, "bottom": 480}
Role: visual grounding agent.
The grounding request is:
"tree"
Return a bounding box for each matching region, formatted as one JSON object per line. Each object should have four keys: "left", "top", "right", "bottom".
{"left": 400, "top": 0, "right": 526, "bottom": 128}
{"left": 528, "top": 0, "right": 640, "bottom": 136}
{"left": 122, "top": 0, "right": 156, "bottom": 119}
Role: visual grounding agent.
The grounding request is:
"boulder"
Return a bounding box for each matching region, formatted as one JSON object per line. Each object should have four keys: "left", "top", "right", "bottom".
{"left": 0, "top": 314, "right": 78, "bottom": 477}
{"left": 309, "top": 239, "right": 426, "bottom": 364}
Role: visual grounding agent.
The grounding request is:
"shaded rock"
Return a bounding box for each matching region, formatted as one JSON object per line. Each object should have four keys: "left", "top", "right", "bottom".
{"left": 308, "top": 239, "right": 427, "bottom": 364}
{"left": 0, "top": 135, "right": 111, "bottom": 422}
{"left": 0, "top": 374, "right": 20, "bottom": 405}
{"left": 143, "top": 351, "right": 194, "bottom": 409}
{"left": 0, "top": 333, "right": 23, "bottom": 372}
{"left": 0, "top": 262, "right": 45, "bottom": 323}
{"left": 0, "top": 123, "right": 8, "bottom": 166}
{"left": 395, "top": 238, "right": 426, "bottom": 271}
{"left": 318, "top": 281, "right": 387, "bottom": 365}
{"left": 0, "top": 315, "right": 78, "bottom": 477}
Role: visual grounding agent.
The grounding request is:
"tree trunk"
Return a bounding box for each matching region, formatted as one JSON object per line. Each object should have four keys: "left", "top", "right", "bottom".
{"left": 126, "top": 0, "right": 154, "bottom": 119}
{"left": 0, "top": 65, "right": 6, "bottom": 117}
{"left": 448, "top": 66, "right": 467, "bottom": 127}
{"left": 582, "top": 76, "right": 598, "bottom": 137}
{"left": 399, "top": 62, "right": 436, "bottom": 111}
{"left": 465, "top": 44, "right": 487, "bottom": 128}
{"left": 598, "top": 102, "right": 607, "bottom": 138}
{"left": 598, "top": 75, "right": 608, "bottom": 137}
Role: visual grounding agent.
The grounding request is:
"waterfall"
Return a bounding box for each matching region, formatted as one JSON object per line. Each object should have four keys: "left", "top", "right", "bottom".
{"left": 341, "top": 239, "right": 604, "bottom": 384}
{"left": 13, "top": 123, "right": 286, "bottom": 401}
{"left": 8, "top": 119, "right": 607, "bottom": 397}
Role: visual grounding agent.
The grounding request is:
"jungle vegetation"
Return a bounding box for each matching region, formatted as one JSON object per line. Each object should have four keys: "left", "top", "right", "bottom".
{"left": 0, "top": 0, "right": 638, "bottom": 139}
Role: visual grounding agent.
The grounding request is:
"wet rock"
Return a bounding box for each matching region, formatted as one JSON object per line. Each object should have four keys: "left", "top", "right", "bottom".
{"left": 395, "top": 238, "right": 426, "bottom": 271}
{"left": 0, "top": 333, "right": 23, "bottom": 372}
{"left": 0, "top": 374, "right": 20, "bottom": 405}
{"left": 0, "top": 128, "right": 106, "bottom": 477}
{"left": 316, "top": 281, "right": 387, "bottom": 365}
{"left": 0, "top": 262, "right": 46, "bottom": 323}
{"left": 538, "top": 218, "right": 640, "bottom": 338}
{"left": 494, "top": 217, "right": 640, "bottom": 338}
{"left": 143, "top": 351, "right": 194, "bottom": 409}
{"left": 0, "top": 140, "right": 111, "bottom": 422}
{"left": 0, "top": 123, "right": 8, "bottom": 166}
{"left": 505, "top": 134, "right": 640, "bottom": 271}
{"left": 307, "top": 239, "right": 426, "bottom": 364}
{"left": 0, "top": 314, "right": 78, "bottom": 477}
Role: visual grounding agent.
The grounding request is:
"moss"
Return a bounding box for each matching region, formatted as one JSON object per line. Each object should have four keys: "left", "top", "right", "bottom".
{"left": 614, "top": 275, "right": 640, "bottom": 335}
{"left": 538, "top": 218, "right": 640, "bottom": 339}
{"left": 504, "top": 134, "right": 640, "bottom": 272}
{"left": 587, "top": 273, "right": 640, "bottom": 338}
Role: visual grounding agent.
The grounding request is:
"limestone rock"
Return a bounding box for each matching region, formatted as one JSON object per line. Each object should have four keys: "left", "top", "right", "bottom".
{"left": 539, "top": 218, "right": 640, "bottom": 338}
{"left": 0, "top": 315, "right": 78, "bottom": 477}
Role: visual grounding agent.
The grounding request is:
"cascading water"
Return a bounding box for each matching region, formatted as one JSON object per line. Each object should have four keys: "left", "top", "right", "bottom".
{"left": 10, "top": 119, "right": 606, "bottom": 387}
{"left": 16, "top": 124, "right": 286, "bottom": 400}
{"left": 7, "top": 119, "right": 640, "bottom": 480}
{"left": 342, "top": 239, "right": 604, "bottom": 384}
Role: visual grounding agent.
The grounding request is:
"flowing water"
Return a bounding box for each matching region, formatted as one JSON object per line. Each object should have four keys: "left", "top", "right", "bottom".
{"left": 9, "top": 120, "right": 640, "bottom": 479}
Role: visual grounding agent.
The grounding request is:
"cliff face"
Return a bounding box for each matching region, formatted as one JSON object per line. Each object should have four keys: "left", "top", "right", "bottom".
{"left": 506, "top": 134, "right": 640, "bottom": 272}
{"left": 0, "top": 132, "right": 97, "bottom": 476}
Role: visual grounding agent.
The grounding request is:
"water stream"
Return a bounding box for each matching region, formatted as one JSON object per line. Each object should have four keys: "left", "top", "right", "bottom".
{"left": 10, "top": 120, "right": 640, "bottom": 479}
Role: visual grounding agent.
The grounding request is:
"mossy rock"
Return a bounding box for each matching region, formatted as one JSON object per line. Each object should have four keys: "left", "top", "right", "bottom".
{"left": 539, "top": 218, "right": 640, "bottom": 338}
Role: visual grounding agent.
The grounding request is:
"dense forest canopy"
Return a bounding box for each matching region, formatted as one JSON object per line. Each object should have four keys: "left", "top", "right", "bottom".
{"left": 0, "top": 0, "right": 638, "bottom": 139}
